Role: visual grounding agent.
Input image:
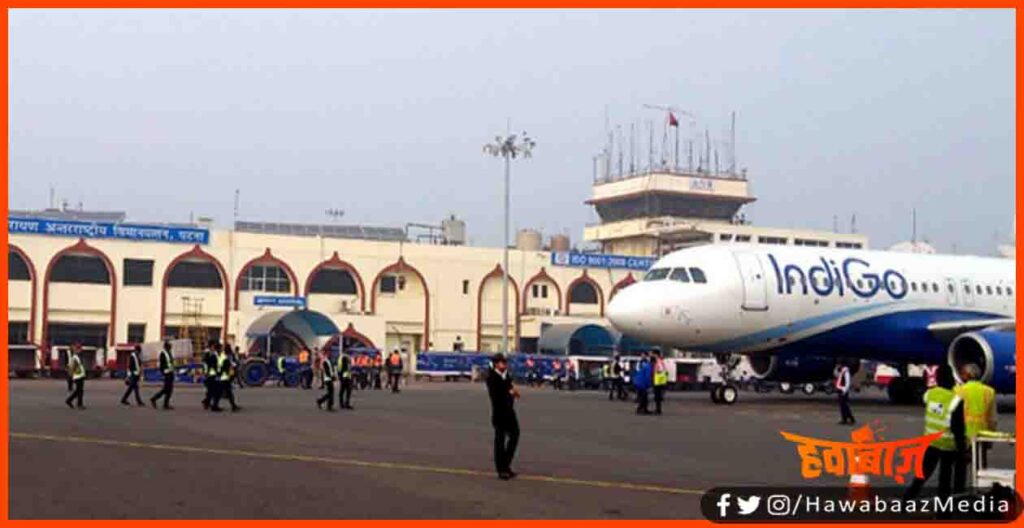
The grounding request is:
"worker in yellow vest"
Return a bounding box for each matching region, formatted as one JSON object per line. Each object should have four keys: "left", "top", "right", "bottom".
{"left": 64, "top": 344, "right": 87, "bottom": 410}
{"left": 955, "top": 363, "right": 997, "bottom": 466}
{"left": 904, "top": 364, "right": 966, "bottom": 499}
{"left": 316, "top": 351, "right": 337, "bottom": 411}
{"left": 213, "top": 344, "right": 240, "bottom": 412}
{"left": 652, "top": 350, "right": 669, "bottom": 415}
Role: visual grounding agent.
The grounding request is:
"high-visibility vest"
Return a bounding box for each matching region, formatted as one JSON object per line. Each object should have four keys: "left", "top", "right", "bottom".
{"left": 337, "top": 356, "right": 352, "bottom": 379}
{"left": 217, "top": 354, "right": 232, "bottom": 381}
{"left": 322, "top": 360, "right": 336, "bottom": 383}
{"left": 70, "top": 353, "right": 86, "bottom": 380}
{"left": 389, "top": 355, "right": 401, "bottom": 366}
{"left": 602, "top": 364, "right": 611, "bottom": 378}
{"left": 923, "top": 387, "right": 960, "bottom": 451}
{"left": 955, "top": 381, "right": 995, "bottom": 441}
{"left": 160, "top": 350, "right": 175, "bottom": 375}
{"left": 277, "top": 356, "right": 285, "bottom": 373}
{"left": 653, "top": 361, "right": 669, "bottom": 386}
{"left": 128, "top": 352, "right": 141, "bottom": 376}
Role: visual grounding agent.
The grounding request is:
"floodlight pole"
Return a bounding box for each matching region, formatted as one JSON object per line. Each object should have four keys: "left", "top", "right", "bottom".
{"left": 483, "top": 130, "right": 535, "bottom": 355}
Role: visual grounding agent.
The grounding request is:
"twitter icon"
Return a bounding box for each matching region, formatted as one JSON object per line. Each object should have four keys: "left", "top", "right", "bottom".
{"left": 737, "top": 495, "right": 761, "bottom": 515}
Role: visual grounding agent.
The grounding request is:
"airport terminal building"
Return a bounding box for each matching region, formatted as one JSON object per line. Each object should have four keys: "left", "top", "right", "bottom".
{"left": 8, "top": 166, "right": 868, "bottom": 367}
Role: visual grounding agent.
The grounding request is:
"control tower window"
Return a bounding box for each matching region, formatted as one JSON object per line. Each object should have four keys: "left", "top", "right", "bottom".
{"left": 669, "top": 268, "right": 691, "bottom": 283}
{"left": 689, "top": 268, "right": 707, "bottom": 284}
{"left": 643, "top": 268, "right": 670, "bottom": 281}
{"left": 569, "top": 282, "right": 599, "bottom": 304}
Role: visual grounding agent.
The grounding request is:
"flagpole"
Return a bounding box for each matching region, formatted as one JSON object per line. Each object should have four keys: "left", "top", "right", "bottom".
{"left": 673, "top": 125, "right": 679, "bottom": 172}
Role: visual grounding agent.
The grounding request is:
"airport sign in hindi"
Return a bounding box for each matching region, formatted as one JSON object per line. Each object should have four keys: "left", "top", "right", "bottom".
{"left": 550, "top": 251, "right": 656, "bottom": 271}
{"left": 253, "top": 295, "right": 307, "bottom": 308}
{"left": 8, "top": 217, "right": 209, "bottom": 245}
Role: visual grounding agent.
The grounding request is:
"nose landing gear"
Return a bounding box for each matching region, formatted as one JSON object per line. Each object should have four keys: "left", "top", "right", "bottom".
{"left": 710, "top": 353, "right": 741, "bottom": 405}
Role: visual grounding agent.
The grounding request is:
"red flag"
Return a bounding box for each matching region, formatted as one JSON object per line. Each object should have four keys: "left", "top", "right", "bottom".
{"left": 668, "top": 112, "right": 679, "bottom": 127}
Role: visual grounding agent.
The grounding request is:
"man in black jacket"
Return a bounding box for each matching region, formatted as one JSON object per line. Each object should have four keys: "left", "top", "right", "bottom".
{"left": 120, "top": 345, "right": 145, "bottom": 406}
{"left": 201, "top": 340, "right": 220, "bottom": 410}
{"left": 486, "top": 353, "right": 520, "bottom": 480}
{"left": 150, "top": 341, "right": 176, "bottom": 410}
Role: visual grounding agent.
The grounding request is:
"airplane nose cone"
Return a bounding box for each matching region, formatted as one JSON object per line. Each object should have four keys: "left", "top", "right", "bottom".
{"left": 607, "top": 285, "right": 646, "bottom": 334}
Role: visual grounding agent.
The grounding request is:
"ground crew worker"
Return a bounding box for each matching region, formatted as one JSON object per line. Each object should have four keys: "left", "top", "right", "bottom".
{"left": 551, "top": 359, "right": 563, "bottom": 390}
{"left": 835, "top": 361, "right": 855, "bottom": 425}
{"left": 202, "top": 340, "right": 220, "bottom": 409}
{"left": 120, "top": 344, "right": 144, "bottom": 406}
{"left": 373, "top": 353, "right": 384, "bottom": 390}
{"left": 525, "top": 356, "right": 537, "bottom": 387}
{"left": 229, "top": 344, "right": 245, "bottom": 389}
{"left": 602, "top": 361, "right": 612, "bottom": 394}
{"left": 298, "top": 348, "right": 312, "bottom": 389}
{"left": 486, "top": 353, "right": 520, "bottom": 480}
{"left": 63, "top": 343, "right": 80, "bottom": 392}
{"left": 634, "top": 353, "right": 651, "bottom": 415}
{"left": 956, "top": 363, "right": 997, "bottom": 465}
{"left": 317, "top": 351, "right": 337, "bottom": 411}
{"left": 150, "top": 341, "right": 175, "bottom": 410}
{"left": 338, "top": 351, "right": 354, "bottom": 409}
{"left": 275, "top": 354, "right": 287, "bottom": 387}
{"left": 213, "top": 345, "right": 240, "bottom": 412}
{"left": 652, "top": 350, "right": 669, "bottom": 415}
{"left": 612, "top": 354, "right": 627, "bottom": 401}
{"left": 64, "top": 344, "right": 87, "bottom": 410}
{"left": 566, "top": 361, "right": 577, "bottom": 391}
{"left": 387, "top": 349, "right": 403, "bottom": 393}
{"left": 904, "top": 364, "right": 966, "bottom": 499}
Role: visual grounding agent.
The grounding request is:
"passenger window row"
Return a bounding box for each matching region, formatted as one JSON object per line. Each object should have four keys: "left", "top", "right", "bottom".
{"left": 643, "top": 267, "right": 708, "bottom": 284}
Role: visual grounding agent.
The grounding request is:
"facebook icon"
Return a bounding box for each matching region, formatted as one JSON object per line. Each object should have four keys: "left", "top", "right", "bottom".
{"left": 716, "top": 493, "right": 731, "bottom": 517}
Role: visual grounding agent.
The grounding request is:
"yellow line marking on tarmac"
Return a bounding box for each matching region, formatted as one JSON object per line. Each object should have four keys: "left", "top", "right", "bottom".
{"left": 11, "top": 432, "right": 705, "bottom": 496}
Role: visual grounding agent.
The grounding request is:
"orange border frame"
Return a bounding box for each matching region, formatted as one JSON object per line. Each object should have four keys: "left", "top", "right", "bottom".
{"left": 0, "top": 6, "right": 1020, "bottom": 525}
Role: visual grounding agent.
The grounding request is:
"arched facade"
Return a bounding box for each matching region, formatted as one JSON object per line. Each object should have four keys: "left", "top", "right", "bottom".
{"left": 565, "top": 270, "right": 605, "bottom": 317}
{"left": 521, "top": 266, "right": 562, "bottom": 316}
{"left": 370, "top": 257, "right": 430, "bottom": 351}
{"left": 160, "top": 245, "right": 229, "bottom": 341}
{"left": 609, "top": 273, "right": 637, "bottom": 300}
{"left": 9, "top": 244, "right": 38, "bottom": 343}
{"left": 476, "top": 264, "right": 521, "bottom": 351}
{"left": 304, "top": 251, "right": 366, "bottom": 312}
{"left": 233, "top": 248, "right": 300, "bottom": 309}
{"left": 41, "top": 239, "right": 117, "bottom": 347}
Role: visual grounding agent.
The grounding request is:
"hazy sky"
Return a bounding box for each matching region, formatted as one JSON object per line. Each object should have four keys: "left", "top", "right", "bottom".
{"left": 9, "top": 9, "right": 1015, "bottom": 254}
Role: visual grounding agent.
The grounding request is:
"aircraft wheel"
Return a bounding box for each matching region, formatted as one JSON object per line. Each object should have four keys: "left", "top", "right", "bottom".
{"left": 779, "top": 382, "right": 794, "bottom": 394}
{"left": 802, "top": 383, "right": 816, "bottom": 396}
{"left": 720, "top": 384, "right": 739, "bottom": 405}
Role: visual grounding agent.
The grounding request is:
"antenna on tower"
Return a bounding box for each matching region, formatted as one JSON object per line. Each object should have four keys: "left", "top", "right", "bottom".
{"left": 49, "top": 185, "right": 55, "bottom": 209}
{"left": 729, "top": 111, "right": 737, "bottom": 175}
{"left": 850, "top": 213, "right": 857, "bottom": 234}
{"left": 616, "top": 126, "right": 624, "bottom": 178}
{"left": 233, "top": 189, "right": 240, "bottom": 222}
{"left": 629, "top": 122, "right": 636, "bottom": 175}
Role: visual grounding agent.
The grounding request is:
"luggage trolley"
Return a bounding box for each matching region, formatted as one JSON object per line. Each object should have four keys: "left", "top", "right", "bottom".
{"left": 972, "top": 430, "right": 1015, "bottom": 490}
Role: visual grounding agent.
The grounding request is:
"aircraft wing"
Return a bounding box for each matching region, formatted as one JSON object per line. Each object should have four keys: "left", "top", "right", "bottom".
{"left": 927, "top": 318, "right": 1015, "bottom": 344}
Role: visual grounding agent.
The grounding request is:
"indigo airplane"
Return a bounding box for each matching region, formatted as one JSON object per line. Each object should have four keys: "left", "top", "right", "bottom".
{"left": 607, "top": 244, "right": 1015, "bottom": 405}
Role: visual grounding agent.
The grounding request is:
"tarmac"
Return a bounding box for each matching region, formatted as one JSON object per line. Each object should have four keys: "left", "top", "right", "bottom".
{"left": 9, "top": 378, "right": 1017, "bottom": 519}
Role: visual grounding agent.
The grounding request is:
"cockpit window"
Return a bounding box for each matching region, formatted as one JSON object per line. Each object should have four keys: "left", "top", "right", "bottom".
{"left": 669, "top": 268, "right": 691, "bottom": 283}
{"left": 689, "top": 267, "right": 707, "bottom": 284}
{"left": 644, "top": 268, "right": 670, "bottom": 281}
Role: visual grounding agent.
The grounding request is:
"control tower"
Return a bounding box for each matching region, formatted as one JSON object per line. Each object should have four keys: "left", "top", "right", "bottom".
{"left": 582, "top": 115, "right": 867, "bottom": 257}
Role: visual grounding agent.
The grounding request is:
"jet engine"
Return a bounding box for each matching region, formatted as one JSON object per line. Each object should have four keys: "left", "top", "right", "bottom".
{"left": 948, "top": 329, "right": 1016, "bottom": 394}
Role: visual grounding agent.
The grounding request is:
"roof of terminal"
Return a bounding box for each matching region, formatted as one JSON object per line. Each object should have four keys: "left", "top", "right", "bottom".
{"left": 235, "top": 220, "right": 407, "bottom": 242}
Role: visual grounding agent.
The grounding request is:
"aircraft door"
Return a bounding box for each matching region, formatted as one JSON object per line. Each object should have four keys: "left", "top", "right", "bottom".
{"left": 944, "top": 278, "right": 958, "bottom": 306}
{"left": 732, "top": 252, "right": 768, "bottom": 311}
{"left": 960, "top": 278, "right": 975, "bottom": 307}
